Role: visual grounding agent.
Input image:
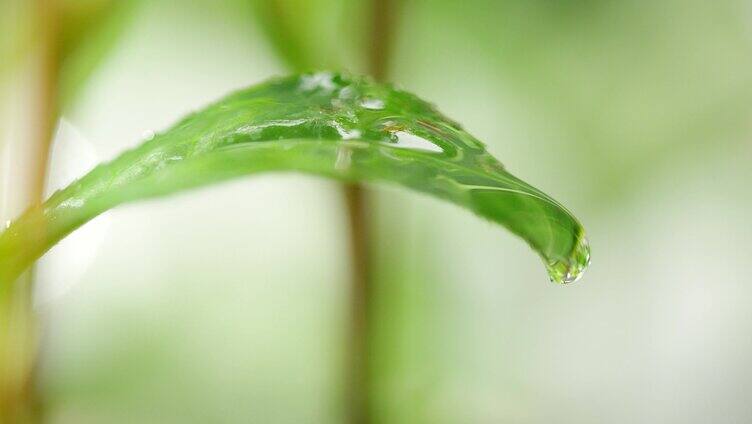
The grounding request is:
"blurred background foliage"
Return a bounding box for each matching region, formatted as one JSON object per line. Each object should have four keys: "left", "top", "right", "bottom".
{"left": 2, "top": 0, "right": 752, "bottom": 422}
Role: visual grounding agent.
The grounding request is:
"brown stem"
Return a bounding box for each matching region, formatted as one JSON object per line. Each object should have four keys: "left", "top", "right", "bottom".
{"left": 344, "top": 1, "right": 399, "bottom": 423}
{"left": 0, "top": 0, "right": 59, "bottom": 421}
{"left": 344, "top": 183, "right": 372, "bottom": 424}
{"left": 30, "top": 0, "right": 60, "bottom": 204}
{"left": 367, "top": 0, "right": 397, "bottom": 82}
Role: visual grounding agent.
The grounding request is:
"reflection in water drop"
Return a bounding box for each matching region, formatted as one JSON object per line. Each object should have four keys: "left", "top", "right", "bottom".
{"left": 390, "top": 131, "right": 443, "bottom": 153}
{"left": 339, "top": 86, "right": 356, "bottom": 99}
{"left": 335, "top": 146, "right": 353, "bottom": 171}
{"left": 333, "top": 123, "right": 362, "bottom": 140}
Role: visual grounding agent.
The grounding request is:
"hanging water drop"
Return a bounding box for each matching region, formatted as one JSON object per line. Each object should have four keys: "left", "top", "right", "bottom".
{"left": 545, "top": 234, "right": 591, "bottom": 284}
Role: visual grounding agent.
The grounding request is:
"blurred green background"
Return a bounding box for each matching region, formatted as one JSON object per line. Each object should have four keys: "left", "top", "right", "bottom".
{"left": 2, "top": 0, "right": 752, "bottom": 422}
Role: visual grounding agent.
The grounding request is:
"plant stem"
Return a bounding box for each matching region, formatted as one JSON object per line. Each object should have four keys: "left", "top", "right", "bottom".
{"left": 344, "top": 1, "right": 398, "bottom": 423}
{"left": 30, "top": 0, "right": 60, "bottom": 204}
{"left": 0, "top": 281, "right": 40, "bottom": 423}
{"left": 344, "top": 183, "right": 372, "bottom": 424}
{"left": 0, "top": 0, "right": 58, "bottom": 421}
{"left": 367, "top": 0, "right": 396, "bottom": 83}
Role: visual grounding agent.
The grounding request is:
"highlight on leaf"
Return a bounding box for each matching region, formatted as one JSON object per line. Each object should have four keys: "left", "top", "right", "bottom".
{"left": 0, "top": 72, "right": 590, "bottom": 287}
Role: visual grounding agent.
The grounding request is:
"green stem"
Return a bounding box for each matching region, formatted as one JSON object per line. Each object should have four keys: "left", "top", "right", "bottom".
{"left": 0, "top": 279, "right": 40, "bottom": 423}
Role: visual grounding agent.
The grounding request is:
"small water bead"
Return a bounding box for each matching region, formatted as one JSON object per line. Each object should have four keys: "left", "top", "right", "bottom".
{"left": 340, "top": 128, "right": 362, "bottom": 140}
{"left": 331, "top": 120, "right": 362, "bottom": 140}
{"left": 299, "top": 72, "right": 337, "bottom": 92}
{"left": 338, "top": 86, "right": 357, "bottom": 100}
{"left": 237, "top": 119, "right": 309, "bottom": 136}
{"left": 59, "top": 198, "right": 85, "bottom": 209}
{"left": 141, "top": 130, "right": 156, "bottom": 140}
{"left": 360, "top": 98, "right": 385, "bottom": 110}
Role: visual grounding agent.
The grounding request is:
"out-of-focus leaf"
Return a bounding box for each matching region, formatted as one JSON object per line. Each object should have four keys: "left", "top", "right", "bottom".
{"left": 57, "top": 0, "right": 140, "bottom": 107}
{"left": 0, "top": 72, "right": 589, "bottom": 287}
{"left": 0, "top": 0, "right": 138, "bottom": 107}
{"left": 402, "top": 0, "right": 752, "bottom": 201}
{"left": 250, "top": 0, "right": 367, "bottom": 72}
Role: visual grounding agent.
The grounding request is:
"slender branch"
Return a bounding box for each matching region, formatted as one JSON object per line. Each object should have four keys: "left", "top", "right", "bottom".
{"left": 367, "top": 0, "right": 397, "bottom": 82}
{"left": 344, "top": 183, "right": 371, "bottom": 424}
{"left": 345, "top": 1, "right": 399, "bottom": 423}
{"left": 30, "top": 0, "right": 60, "bottom": 204}
{"left": 0, "top": 0, "right": 59, "bottom": 421}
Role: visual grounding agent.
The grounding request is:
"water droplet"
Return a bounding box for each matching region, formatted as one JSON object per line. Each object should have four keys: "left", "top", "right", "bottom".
{"left": 59, "top": 198, "right": 84, "bottom": 209}
{"left": 360, "top": 98, "right": 385, "bottom": 110}
{"left": 545, "top": 234, "right": 591, "bottom": 284}
{"left": 299, "top": 72, "right": 336, "bottom": 92}
{"left": 390, "top": 132, "right": 443, "bottom": 153}
{"left": 331, "top": 121, "right": 362, "bottom": 140}
{"left": 4, "top": 220, "right": 10, "bottom": 229}
{"left": 236, "top": 119, "right": 309, "bottom": 139}
{"left": 142, "top": 130, "right": 156, "bottom": 140}
{"left": 339, "top": 86, "right": 356, "bottom": 99}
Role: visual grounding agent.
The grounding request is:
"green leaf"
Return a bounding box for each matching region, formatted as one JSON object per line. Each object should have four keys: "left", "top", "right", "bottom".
{"left": 0, "top": 72, "right": 589, "bottom": 287}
